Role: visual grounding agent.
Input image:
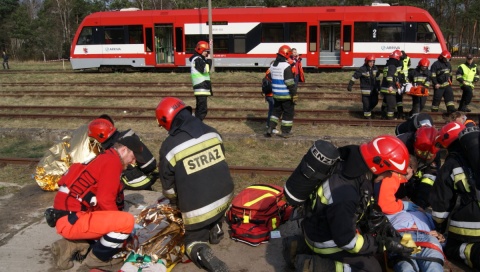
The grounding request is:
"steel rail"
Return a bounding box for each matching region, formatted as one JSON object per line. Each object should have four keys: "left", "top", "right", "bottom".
{"left": 0, "top": 112, "right": 408, "bottom": 126}
{"left": 0, "top": 105, "right": 465, "bottom": 120}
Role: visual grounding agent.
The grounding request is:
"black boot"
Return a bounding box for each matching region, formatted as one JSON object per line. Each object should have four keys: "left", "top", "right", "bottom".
{"left": 209, "top": 222, "right": 224, "bottom": 245}
{"left": 192, "top": 245, "right": 229, "bottom": 272}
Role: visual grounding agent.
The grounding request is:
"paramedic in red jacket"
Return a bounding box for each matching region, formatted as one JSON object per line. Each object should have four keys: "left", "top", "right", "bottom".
{"left": 156, "top": 97, "right": 234, "bottom": 272}
{"left": 51, "top": 135, "right": 144, "bottom": 270}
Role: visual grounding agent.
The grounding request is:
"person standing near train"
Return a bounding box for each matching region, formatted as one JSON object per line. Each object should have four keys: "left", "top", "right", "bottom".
{"left": 380, "top": 49, "right": 403, "bottom": 120}
{"left": 455, "top": 54, "right": 479, "bottom": 112}
{"left": 407, "top": 58, "right": 432, "bottom": 115}
{"left": 190, "top": 41, "right": 212, "bottom": 121}
{"left": 265, "top": 45, "right": 297, "bottom": 138}
{"left": 289, "top": 48, "right": 305, "bottom": 87}
{"left": 430, "top": 50, "right": 456, "bottom": 113}
{"left": 2, "top": 51, "right": 9, "bottom": 69}
{"left": 347, "top": 54, "right": 380, "bottom": 119}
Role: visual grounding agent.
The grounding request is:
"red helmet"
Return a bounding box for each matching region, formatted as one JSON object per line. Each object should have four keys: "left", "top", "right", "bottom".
{"left": 414, "top": 126, "right": 438, "bottom": 162}
{"left": 88, "top": 118, "right": 116, "bottom": 143}
{"left": 389, "top": 50, "right": 402, "bottom": 60}
{"left": 365, "top": 55, "right": 376, "bottom": 63}
{"left": 155, "top": 97, "right": 192, "bottom": 131}
{"left": 277, "top": 45, "right": 292, "bottom": 58}
{"left": 195, "top": 41, "right": 210, "bottom": 54}
{"left": 439, "top": 50, "right": 451, "bottom": 60}
{"left": 418, "top": 58, "right": 430, "bottom": 68}
{"left": 435, "top": 121, "right": 466, "bottom": 148}
{"left": 360, "top": 135, "right": 410, "bottom": 175}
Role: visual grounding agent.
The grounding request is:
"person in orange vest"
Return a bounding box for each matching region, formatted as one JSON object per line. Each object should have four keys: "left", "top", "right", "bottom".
{"left": 289, "top": 48, "right": 305, "bottom": 87}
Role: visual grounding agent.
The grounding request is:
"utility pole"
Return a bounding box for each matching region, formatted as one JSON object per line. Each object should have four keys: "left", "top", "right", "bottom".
{"left": 208, "top": 0, "right": 214, "bottom": 72}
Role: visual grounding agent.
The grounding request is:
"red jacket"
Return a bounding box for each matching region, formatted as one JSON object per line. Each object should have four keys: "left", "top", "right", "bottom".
{"left": 54, "top": 149, "right": 124, "bottom": 212}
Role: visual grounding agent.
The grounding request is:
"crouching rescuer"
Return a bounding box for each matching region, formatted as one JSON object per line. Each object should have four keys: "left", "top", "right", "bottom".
{"left": 155, "top": 97, "right": 234, "bottom": 272}
{"left": 46, "top": 135, "right": 146, "bottom": 270}
{"left": 283, "top": 135, "right": 414, "bottom": 271}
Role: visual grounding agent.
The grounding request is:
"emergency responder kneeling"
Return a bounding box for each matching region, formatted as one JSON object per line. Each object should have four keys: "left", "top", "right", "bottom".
{"left": 283, "top": 135, "right": 414, "bottom": 271}
{"left": 48, "top": 135, "right": 144, "bottom": 270}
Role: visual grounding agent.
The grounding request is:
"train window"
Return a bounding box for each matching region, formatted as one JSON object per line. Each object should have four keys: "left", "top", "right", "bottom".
{"left": 343, "top": 25, "right": 352, "bottom": 51}
{"left": 376, "top": 23, "right": 403, "bottom": 42}
{"left": 127, "top": 25, "right": 143, "bottom": 44}
{"left": 353, "top": 23, "right": 373, "bottom": 42}
{"left": 309, "top": 25, "right": 317, "bottom": 52}
{"left": 416, "top": 23, "right": 437, "bottom": 42}
{"left": 288, "top": 23, "right": 307, "bottom": 42}
{"left": 77, "top": 27, "right": 94, "bottom": 45}
{"left": 104, "top": 26, "right": 125, "bottom": 44}
{"left": 262, "top": 23, "right": 283, "bottom": 43}
{"left": 214, "top": 35, "right": 229, "bottom": 53}
{"left": 234, "top": 35, "right": 246, "bottom": 53}
{"left": 186, "top": 35, "right": 208, "bottom": 53}
{"left": 175, "top": 27, "right": 184, "bottom": 52}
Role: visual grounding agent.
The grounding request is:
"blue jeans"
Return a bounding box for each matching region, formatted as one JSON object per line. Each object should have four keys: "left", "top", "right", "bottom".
{"left": 393, "top": 231, "right": 444, "bottom": 272}
{"left": 265, "top": 96, "right": 274, "bottom": 127}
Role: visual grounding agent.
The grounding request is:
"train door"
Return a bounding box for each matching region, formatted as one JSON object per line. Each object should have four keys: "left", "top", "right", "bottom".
{"left": 319, "top": 22, "right": 340, "bottom": 65}
{"left": 154, "top": 24, "right": 174, "bottom": 64}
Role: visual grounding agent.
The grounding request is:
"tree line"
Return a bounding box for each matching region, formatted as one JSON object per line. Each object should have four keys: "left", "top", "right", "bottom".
{"left": 0, "top": 0, "right": 477, "bottom": 61}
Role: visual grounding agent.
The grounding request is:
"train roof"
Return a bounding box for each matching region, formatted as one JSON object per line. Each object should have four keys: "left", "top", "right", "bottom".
{"left": 85, "top": 5, "right": 432, "bottom": 19}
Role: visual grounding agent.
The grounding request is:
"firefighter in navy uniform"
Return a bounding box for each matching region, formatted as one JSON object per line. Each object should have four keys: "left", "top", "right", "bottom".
{"left": 155, "top": 97, "right": 234, "bottom": 272}
{"left": 381, "top": 50, "right": 404, "bottom": 120}
{"left": 400, "top": 50, "right": 411, "bottom": 79}
{"left": 265, "top": 45, "right": 298, "bottom": 138}
{"left": 396, "top": 126, "right": 439, "bottom": 209}
{"left": 347, "top": 54, "right": 380, "bottom": 119}
{"left": 430, "top": 122, "right": 480, "bottom": 270}
{"left": 189, "top": 41, "right": 213, "bottom": 121}
{"left": 88, "top": 116, "right": 159, "bottom": 190}
{"left": 455, "top": 54, "right": 479, "bottom": 112}
{"left": 300, "top": 135, "right": 413, "bottom": 271}
{"left": 430, "top": 50, "right": 456, "bottom": 113}
{"left": 408, "top": 58, "right": 432, "bottom": 115}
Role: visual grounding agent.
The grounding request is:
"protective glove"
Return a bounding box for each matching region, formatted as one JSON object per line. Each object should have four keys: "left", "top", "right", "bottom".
{"left": 402, "top": 201, "right": 419, "bottom": 212}
{"left": 347, "top": 80, "right": 354, "bottom": 92}
{"left": 384, "top": 237, "right": 414, "bottom": 255}
{"left": 292, "top": 95, "right": 298, "bottom": 104}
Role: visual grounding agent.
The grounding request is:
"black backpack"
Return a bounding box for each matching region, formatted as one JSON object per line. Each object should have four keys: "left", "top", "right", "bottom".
{"left": 261, "top": 77, "right": 272, "bottom": 95}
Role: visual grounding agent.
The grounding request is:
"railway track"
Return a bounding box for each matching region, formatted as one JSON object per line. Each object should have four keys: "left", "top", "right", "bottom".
{"left": 1, "top": 91, "right": 473, "bottom": 102}
{"left": 0, "top": 157, "right": 294, "bottom": 176}
{"left": 0, "top": 105, "right": 466, "bottom": 120}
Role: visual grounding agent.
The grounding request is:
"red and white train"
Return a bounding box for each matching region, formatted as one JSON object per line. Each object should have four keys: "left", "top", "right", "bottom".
{"left": 70, "top": 4, "right": 447, "bottom": 71}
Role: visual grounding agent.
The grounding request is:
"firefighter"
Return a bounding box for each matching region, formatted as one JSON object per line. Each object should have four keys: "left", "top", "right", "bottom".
{"left": 381, "top": 49, "right": 404, "bottom": 120}
{"left": 299, "top": 135, "right": 413, "bottom": 271}
{"left": 455, "top": 54, "right": 479, "bottom": 112}
{"left": 430, "top": 50, "right": 456, "bottom": 113}
{"left": 396, "top": 126, "right": 439, "bottom": 209}
{"left": 190, "top": 41, "right": 213, "bottom": 121}
{"left": 400, "top": 50, "right": 411, "bottom": 80}
{"left": 88, "top": 116, "right": 158, "bottom": 190}
{"left": 429, "top": 122, "right": 480, "bottom": 270}
{"left": 407, "top": 58, "right": 432, "bottom": 115}
{"left": 347, "top": 54, "right": 381, "bottom": 119}
{"left": 155, "top": 97, "right": 234, "bottom": 272}
{"left": 395, "top": 112, "right": 434, "bottom": 136}
{"left": 265, "top": 45, "right": 297, "bottom": 138}
{"left": 50, "top": 135, "right": 144, "bottom": 270}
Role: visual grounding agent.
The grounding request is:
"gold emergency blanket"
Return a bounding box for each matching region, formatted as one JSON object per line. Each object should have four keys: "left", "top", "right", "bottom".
{"left": 126, "top": 204, "right": 185, "bottom": 270}
{"left": 34, "top": 125, "right": 98, "bottom": 191}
